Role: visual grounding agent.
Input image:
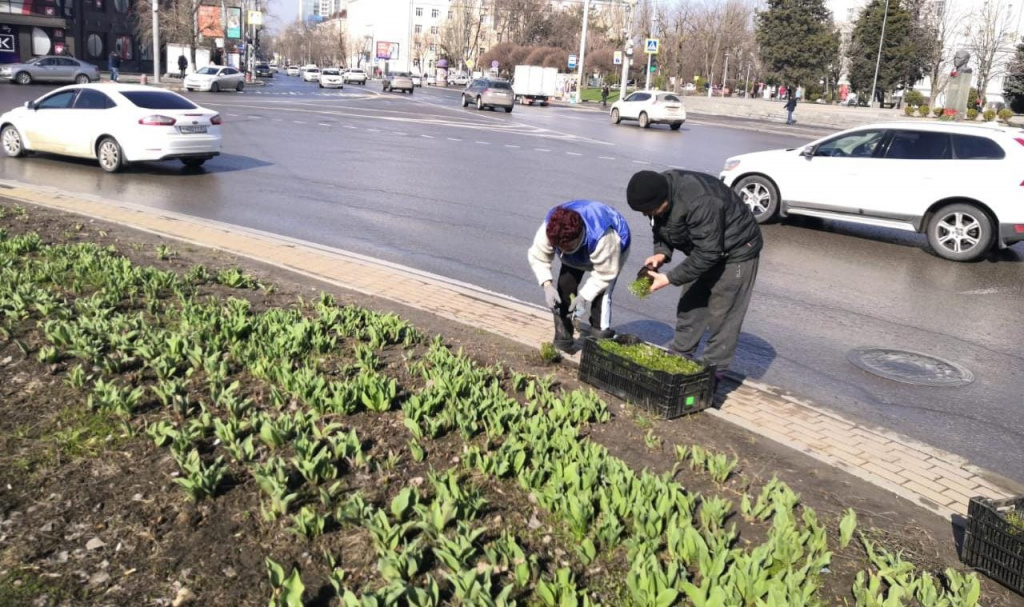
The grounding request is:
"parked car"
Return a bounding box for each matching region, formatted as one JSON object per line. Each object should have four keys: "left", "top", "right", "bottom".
{"left": 411, "top": 74, "right": 422, "bottom": 87}
{"left": 255, "top": 63, "right": 273, "bottom": 78}
{"left": 286, "top": 65, "right": 300, "bottom": 76}
{"left": 343, "top": 68, "right": 367, "bottom": 85}
{"left": 0, "top": 84, "right": 221, "bottom": 172}
{"left": 609, "top": 91, "right": 686, "bottom": 130}
{"left": 461, "top": 78, "right": 514, "bottom": 112}
{"left": 448, "top": 72, "right": 471, "bottom": 87}
{"left": 383, "top": 72, "right": 413, "bottom": 93}
{"left": 0, "top": 56, "right": 100, "bottom": 85}
{"left": 719, "top": 122, "right": 1024, "bottom": 261}
{"left": 183, "top": 66, "right": 245, "bottom": 92}
{"left": 302, "top": 67, "right": 321, "bottom": 82}
{"left": 319, "top": 68, "right": 344, "bottom": 89}
{"left": 425, "top": 74, "right": 437, "bottom": 86}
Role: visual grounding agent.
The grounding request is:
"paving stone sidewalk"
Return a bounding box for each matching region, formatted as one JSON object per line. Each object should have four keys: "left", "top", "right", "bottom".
{"left": 1, "top": 179, "right": 1018, "bottom": 521}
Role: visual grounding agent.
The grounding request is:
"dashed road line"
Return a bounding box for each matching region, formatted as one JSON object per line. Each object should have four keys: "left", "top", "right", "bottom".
{"left": 366, "top": 128, "right": 380, "bottom": 132}
{"left": 534, "top": 148, "right": 550, "bottom": 152}
{"left": 476, "top": 141, "right": 490, "bottom": 145}
{"left": 343, "top": 125, "right": 356, "bottom": 129}
{"left": 599, "top": 156, "right": 616, "bottom": 160}
{"left": 632, "top": 160, "right": 651, "bottom": 165}
{"left": 421, "top": 134, "right": 434, "bottom": 139}
{"left": 318, "top": 122, "right": 332, "bottom": 127}
{"left": 448, "top": 137, "right": 463, "bottom": 142}
{"left": 566, "top": 152, "right": 583, "bottom": 156}
{"left": 293, "top": 120, "right": 307, "bottom": 124}
{"left": 505, "top": 144, "right": 520, "bottom": 148}
{"left": 227, "top": 113, "right": 239, "bottom": 117}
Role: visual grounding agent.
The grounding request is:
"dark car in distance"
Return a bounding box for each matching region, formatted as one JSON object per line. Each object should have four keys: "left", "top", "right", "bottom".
{"left": 255, "top": 63, "right": 273, "bottom": 78}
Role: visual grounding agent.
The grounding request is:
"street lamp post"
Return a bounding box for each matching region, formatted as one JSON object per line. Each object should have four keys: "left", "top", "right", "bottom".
{"left": 619, "top": 0, "right": 637, "bottom": 101}
{"left": 151, "top": 0, "right": 160, "bottom": 83}
{"left": 575, "top": 0, "right": 591, "bottom": 103}
{"left": 745, "top": 62, "right": 751, "bottom": 97}
{"left": 868, "top": 0, "right": 891, "bottom": 108}
{"left": 722, "top": 52, "right": 729, "bottom": 96}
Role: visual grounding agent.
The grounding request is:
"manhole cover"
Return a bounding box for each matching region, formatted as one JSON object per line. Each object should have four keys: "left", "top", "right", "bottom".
{"left": 847, "top": 348, "right": 974, "bottom": 387}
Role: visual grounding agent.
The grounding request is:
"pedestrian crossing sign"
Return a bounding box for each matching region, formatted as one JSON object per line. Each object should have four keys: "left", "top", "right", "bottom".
{"left": 645, "top": 39, "right": 659, "bottom": 54}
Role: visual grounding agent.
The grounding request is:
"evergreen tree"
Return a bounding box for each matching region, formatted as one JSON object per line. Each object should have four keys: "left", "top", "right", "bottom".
{"left": 848, "top": 0, "right": 924, "bottom": 102}
{"left": 756, "top": 0, "right": 839, "bottom": 88}
{"left": 1004, "top": 37, "right": 1024, "bottom": 114}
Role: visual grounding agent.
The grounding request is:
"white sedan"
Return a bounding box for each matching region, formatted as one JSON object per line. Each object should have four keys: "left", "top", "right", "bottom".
{"left": 343, "top": 69, "right": 367, "bottom": 85}
{"left": 610, "top": 91, "right": 686, "bottom": 130}
{"left": 302, "top": 67, "right": 320, "bottom": 82}
{"left": 319, "top": 68, "right": 344, "bottom": 89}
{"left": 286, "top": 65, "right": 300, "bottom": 76}
{"left": 719, "top": 121, "right": 1024, "bottom": 261}
{"left": 0, "top": 84, "right": 221, "bottom": 173}
{"left": 183, "top": 65, "right": 245, "bottom": 92}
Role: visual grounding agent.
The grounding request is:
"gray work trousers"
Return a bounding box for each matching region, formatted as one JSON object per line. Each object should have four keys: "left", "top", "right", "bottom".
{"left": 672, "top": 256, "right": 759, "bottom": 369}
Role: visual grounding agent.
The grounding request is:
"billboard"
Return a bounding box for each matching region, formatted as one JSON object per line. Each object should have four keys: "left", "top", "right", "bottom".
{"left": 376, "top": 41, "right": 399, "bottom": 60}
{"left": 198, "top": 6, "right": 223, "bottom": 38}
{"left": 226, "top": 7, "right": 241, "bottom": 39}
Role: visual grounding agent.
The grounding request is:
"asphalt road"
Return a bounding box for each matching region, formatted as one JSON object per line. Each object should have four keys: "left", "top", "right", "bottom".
{"left": 2, "top": 77, "right": 1022, "bottom": 482}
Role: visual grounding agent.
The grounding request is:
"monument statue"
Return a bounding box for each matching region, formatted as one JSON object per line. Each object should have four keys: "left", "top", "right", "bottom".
{"left": 945, "top": 50, "right": 973, "bottom": 120}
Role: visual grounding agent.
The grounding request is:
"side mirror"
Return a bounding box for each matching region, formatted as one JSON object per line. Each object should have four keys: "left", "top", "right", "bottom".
{"left": 24, "top": 101, "right": 34, "bottom": 110}
{"left": 800, "top": 146, "right": 815, "bottom": 158}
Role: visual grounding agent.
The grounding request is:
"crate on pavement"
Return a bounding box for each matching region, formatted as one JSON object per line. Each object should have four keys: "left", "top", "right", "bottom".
{"left": 962, "top": 495, "right": 1024, "bottom": 596}
{"left": 578, "top": 334, "right": 716, "bottom": 419}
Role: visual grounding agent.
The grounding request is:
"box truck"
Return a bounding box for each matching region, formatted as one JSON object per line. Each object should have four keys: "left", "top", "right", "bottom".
{"left": 513, "top": 65, "right": 558, "bottom": 105}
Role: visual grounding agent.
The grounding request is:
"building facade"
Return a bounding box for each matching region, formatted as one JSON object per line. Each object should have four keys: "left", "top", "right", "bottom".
{"left": 1, "top": 0, "right": 77, "bottom": 64}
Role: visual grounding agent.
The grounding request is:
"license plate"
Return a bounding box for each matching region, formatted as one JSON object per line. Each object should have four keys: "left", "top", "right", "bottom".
{"left": 177, "top": 125, "right": 207, "bottom": 134}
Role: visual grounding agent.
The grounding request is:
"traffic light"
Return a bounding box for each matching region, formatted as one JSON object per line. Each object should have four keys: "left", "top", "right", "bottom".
{"left": 650, "top": 54, "right": 657, "bottom": 73}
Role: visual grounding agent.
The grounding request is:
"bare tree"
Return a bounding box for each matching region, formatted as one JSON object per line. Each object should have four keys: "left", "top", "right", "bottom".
{"left": 134, "top": 0, "right": 210, "bottom": 66}
{"left": 968, "top": 0, "right": 1016, "bottom": 97}
{"left": 440, "top": 1, "right": 486, "bottom": 69}
{"left": 920, "top": 0, "right": 961, "bottom": 104}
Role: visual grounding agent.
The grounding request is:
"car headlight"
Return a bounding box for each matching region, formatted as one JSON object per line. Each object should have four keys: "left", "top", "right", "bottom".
{"left": 723, "top": 159, "right": 740, "bottom": 171}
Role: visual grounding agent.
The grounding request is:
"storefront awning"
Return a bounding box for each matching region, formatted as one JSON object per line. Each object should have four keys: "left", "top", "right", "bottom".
{"left": 0, "top": 14, "right": 68, "bottom": 28}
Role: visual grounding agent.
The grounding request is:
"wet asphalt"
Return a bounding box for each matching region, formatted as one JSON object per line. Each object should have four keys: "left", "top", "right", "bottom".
{"left": 1, "top": 77, "right": 1022, "bottom": 482}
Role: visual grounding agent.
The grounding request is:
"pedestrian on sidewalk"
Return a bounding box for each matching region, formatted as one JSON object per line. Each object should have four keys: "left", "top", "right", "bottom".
{"left": 785, "top": 94, "right": 798, "bottom": 124}
{"left": 108, "top": 51, "right": 121, "bottom": 82}
{"left": 601, "top": 83, "right": 610, "bottom": 107}
{"left": 178, "top": 54, "right": 188, "bottom": 79}
{"left": 625, "top": 170, "right": 762, "bottom": 371}
{"left": 527, "top": 200, "right": 632, "bottom": 353}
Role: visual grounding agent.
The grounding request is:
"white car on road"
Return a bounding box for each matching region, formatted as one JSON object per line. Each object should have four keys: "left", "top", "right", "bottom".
{"left": 319, "top": 68, "right": 344, "bottom": 89}
{"left": 1, "top": 84, "right": 221, "bottom": 173}
{"left": 610, "top": 91, "right": 686, "bottom": 130}
{"left": 286, "top": 65, "right": 300, "bottom": 76}
{"left": 343, "top": 69, "right": 367, "bottom": 85}
{"left": 719, "top": 122, "right": 1024, "bottom": 261}
{"left": 183, "top": 65, "right": 245, "bottom": 92}
{"left": 302, "top": 67, "right": 320, "bottom": 82}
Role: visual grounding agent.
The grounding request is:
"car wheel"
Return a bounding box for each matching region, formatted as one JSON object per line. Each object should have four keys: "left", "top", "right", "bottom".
{"left": 639, "top": 112, "right": 650, "bottom": 128}
{"left": 75, "top": 74, "right": 90, "bottom": 84}
{"left": 505, "top": 106, "right": 513, "bottom": 113}
{"left": 15, "top": 72, "right": 31, "bottom": 85}
{"left": 186, "top": 87, "right": 194, "bottom": 92}
{"left": 236, "top": 81, "right": 245, "bottom": 92}
{"left": 734, "top": 175, "right": 780, "bottom": 223}
{"left": 96, "top": 137, "right": 124, "bottom": 174}
{"left": 1, "top": 125, "right": 26, "bottom": 158}
{"left": 319, "top": 83, "right": 324, "bottom": 88}
{"left": 670, "top": 122, "right": 682, "bottom": 131}
{"left": 476, "top": 96, "right": 484, "bottom": 110}
{"left": 926, "top": 203, "right": 994, "bottom": 262}
{"left": 181, "top": 158, "right": 206, "bottom": 168}
{"left": 211, "top": 81, "right": 220, "bottom": 93}
{"left": 611, "top": 108, "right": 621, "bottom": 124}
{"left": 461, "top": 95, "right": 469, "bottom": 107}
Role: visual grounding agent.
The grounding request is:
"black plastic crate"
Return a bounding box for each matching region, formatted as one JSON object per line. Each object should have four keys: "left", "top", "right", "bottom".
{"left": 578, "top": 335, "right": 716, "bottom": 419}
{"left": 962, "top": 495, "right": 1024, "bottom": 596}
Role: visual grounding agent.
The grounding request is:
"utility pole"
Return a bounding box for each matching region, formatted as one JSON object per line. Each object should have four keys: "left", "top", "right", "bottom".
{"left": 152, "top": 0, "right": 160, "bottom": 83}
{"left": 745, "top": 62, "right": 751, "bottom": 97}
{"left": 643, "top": 5, "right": 654, "bottom": 90}
{"left": 576, "top": 0, "right": 591, "bottom": 103}
{"left": 722, "top": 52, "right": 729, "bottom": 95}
{"left": 868, "top": 0, "right": 891, "bottom": 108}
{"left": 619, "top": 0, "right": 637, "bottom": 101}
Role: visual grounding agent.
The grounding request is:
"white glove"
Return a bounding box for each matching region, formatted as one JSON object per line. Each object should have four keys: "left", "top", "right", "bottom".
{"left": 542, "top": 282, "right": 561, "bottom": 310}
{"left": 568, "top": 297, "right": 588, "bottom": 320}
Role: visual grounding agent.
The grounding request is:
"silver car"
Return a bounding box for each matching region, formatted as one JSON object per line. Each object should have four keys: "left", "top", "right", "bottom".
{"left": 383, "top": 72, "right": 413, "bottom": 94}
{"left": 183, "top": 66, "right": 245, "bottom": 92}
{"left": 0, "top": 56, "right": 100, "bottom": 85}
{"left": 461, "top": 78, "right": 514, "bottom": 113}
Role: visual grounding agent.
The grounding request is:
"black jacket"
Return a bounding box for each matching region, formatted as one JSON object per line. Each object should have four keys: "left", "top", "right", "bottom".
{"left": 178, "top": 56, "right": 188, "bottom": 69}
{"left": 652, "top": 170, "right": 763, "bottom": 285}
{"left": 785, "top": 96, "right": 797, "bottom": 111}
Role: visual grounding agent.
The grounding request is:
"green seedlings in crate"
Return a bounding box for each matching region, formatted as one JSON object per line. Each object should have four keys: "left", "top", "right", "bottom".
{"left": 266, "top": 558, "right": 305, "bottom": 607}
{"left": 628, "top": 274, "right": 654, "bottom": 299}
{"left": 643, "top": 430, "right": 662, "bottom": 451}
{"left": 839, "top": 508, "right": 857, "bottom": 549}
{"left": 1005, "top": 508, "right": 1024, "bottom": 534}
{"left": 539, "top": 342, "right": 560, "bottom": 363}
{"left": 597, "top": 339, "right": 704, "bottom": 375}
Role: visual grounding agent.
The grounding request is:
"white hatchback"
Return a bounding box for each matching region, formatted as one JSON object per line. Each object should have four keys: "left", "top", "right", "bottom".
{"left": 610, "top": 91, "right": 686, "bottom": 130}
{"left": 720, "top": 122, "right": 1024, "bottom": 261}
{"left": 0, "top": 84, "right": 221, "bottom": 173}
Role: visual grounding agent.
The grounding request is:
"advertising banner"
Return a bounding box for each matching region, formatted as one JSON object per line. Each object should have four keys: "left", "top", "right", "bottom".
{"left": 376, "top": 41, "right": 399, "bottom": 60}
{"left": 198, "top": 6, "right": 223, "bottom": 38}
{"left": 227, "top": 7, "right": 241, "bottom": 39}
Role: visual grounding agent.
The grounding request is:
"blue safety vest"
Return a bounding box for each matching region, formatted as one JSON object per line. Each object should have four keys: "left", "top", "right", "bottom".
{"left": 545, "top": 200, "right": 631, "bottom": 268}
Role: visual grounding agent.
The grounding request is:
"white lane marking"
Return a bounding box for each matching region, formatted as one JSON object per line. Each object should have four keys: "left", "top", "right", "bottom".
{"left": 272, "top": 118, "right": 283, "bottom": 122}
{"left": 318, "top": 122, "right": 332, "bottom": 126}
{"left": 599, "top": 156, "right": 615, "bottom": 160}
{"left": 476, "top": 141, "right": 490, "bottom": 144}
{"left": 505, "top": 144, "right": 520, "bottom": 148}
{"left": 394, "top": 132, "right": 407, "bottom": 136}
{"left": 632, "top": 160, "right": 651, "bottom": 165}
{"left": 566, "top": 152, "right": 583, "bottom": 156}
{"left": 227, "top": 113, "right": 239, "bottom": 117}
{"left": 669, "top": 165, "right": 687, "bottom": 169}
{"left": 294, "top": 120, "right": 307, "bottom": 124}
{"left": 448, "top": 137, "right": 463, "bottom": 142}
{"left": 366, "top": 128, "right": 380, "bottom": 132}
{"left": 535, "top": 148, "right": 550, "bottom": 152}
{"left": 959, "top": 288, "right": 1001, "bottom": 295}
{"left": 421, "top": 134, "right": 434, "bottom": 138}
{"left": 343, "top": 125, "right": 356, "bottom": 129}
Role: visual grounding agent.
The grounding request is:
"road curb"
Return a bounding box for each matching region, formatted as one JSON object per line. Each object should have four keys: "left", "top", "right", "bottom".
{"left": 1, "top": 179, "right": 1019, "bottom": 523}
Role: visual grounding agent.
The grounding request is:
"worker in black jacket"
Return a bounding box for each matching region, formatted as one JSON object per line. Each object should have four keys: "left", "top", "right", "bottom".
{"left": 626, "top": 169, "right": 762, "bottom": 370}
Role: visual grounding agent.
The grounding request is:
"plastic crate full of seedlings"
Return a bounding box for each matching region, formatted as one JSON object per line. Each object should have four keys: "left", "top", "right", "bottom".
{"left": 578, "top": 334, "right": 716, "bottom": 419}
{"left": 963, "top": 495, "right": 1024, "bottom": 597}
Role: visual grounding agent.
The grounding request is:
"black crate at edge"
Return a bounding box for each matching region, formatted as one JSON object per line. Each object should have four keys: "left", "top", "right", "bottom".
{"left": 578, "top": 335, "right": 716, "bottom": 419}
{"left": 962, "top": 495, "right": 1024, "bottom": 597}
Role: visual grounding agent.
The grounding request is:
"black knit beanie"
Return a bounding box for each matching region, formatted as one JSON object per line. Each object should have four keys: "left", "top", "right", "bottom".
{"left": 626, "top": 170, "right": 669, "bottom": 212}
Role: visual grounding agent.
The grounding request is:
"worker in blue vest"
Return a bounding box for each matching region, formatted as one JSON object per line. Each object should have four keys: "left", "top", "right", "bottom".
{"left": 527, "top": 200, "right": 632, "bottom": 352}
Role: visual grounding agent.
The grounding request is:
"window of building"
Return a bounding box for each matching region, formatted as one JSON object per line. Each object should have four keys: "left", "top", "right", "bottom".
{"left": 415, "top": 24, "right": 422, "bottom": 33}
{"left": 113, "top": 0, "right": 128, "bottom": 13}
{"left": 415, "top": 6, "right": 422, "bottom": 16}
{"left": 448, "top": 10, "right": 452, "bottom": 19}
{"left": 429, "top": 43, "right": 437, "bottom": 52}
{"left": 87, "top": 33, "right": 104, "bottom": 59}
{"left": 431, "top": 8, "right": 438, "bottom": 17}
{"left": 31, "top": 27, "right": 51, "bottom": 55}
{"left": 479, "top": 47, "right": 486, "bottom": 56}
{"left": 430, "top": 26, "right": 438, "bottom": 34}
{"left": 115, "top": 34, "right": 132, "bottom": 60}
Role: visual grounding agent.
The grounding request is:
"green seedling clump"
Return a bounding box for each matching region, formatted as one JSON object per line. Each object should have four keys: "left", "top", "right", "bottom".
{"left": 539, "top": 342, "right": 560, "bottom": 363}
{"left": 628, "top": 275, "right": 653, "bottom": 299}
{"left": 1007, "top": 508, "right": 1024, "bottom": 535}
{"left": 598, "top": 339, "right": 703, "bottom": 375}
